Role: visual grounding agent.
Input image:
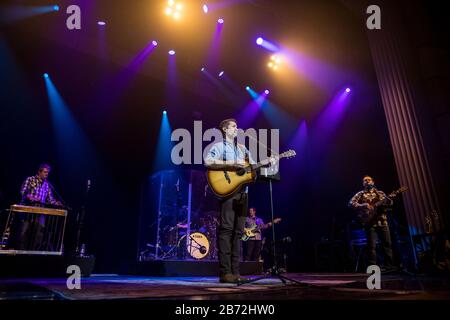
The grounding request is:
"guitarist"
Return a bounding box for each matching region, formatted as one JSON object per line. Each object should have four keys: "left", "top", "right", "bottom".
{"left": 205, "top": 118, "right": 257, "bottom": 283}
{"left": 348, "top": 175, "right": 395, "bottom": 271}
{"left": 243, "top": 207, "right": 271, "bottom": 261}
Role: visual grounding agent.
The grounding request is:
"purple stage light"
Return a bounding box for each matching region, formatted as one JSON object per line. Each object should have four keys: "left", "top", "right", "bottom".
{"left": 97, "top": 21, "right": 106, "bottom": 26}
{"left": 201, "top": 67, "right": 205, "bottom": 71}
{"left": 264, "top": 89, "right": 270, "bottom": 94}
{"left": 168, "top": 50, "right": 176, "bottom": 55}
{"left": 218, "top": 71, "right": 224, "bottom": 77}
{"left": 152, "top": 40, "right": 158, "bottom": 46}
{"left": 256, "top": 37, "right": 263, "bottom": 45}
{"left": 217, "top": 18, "right": 224, "bottom": 24}
{"left": 203, "top": 4, "right": 208, "bottom": 13}
{"left": 345, "top": 88, "right": 351, "bottom": 93}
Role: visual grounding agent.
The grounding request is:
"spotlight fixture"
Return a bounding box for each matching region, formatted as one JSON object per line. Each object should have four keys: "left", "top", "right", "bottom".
{"left": 264, "top": 89, "right": 270, "bottom": 94}
{"left": 245, "top": 86, "right": 250, "bottom": 90}
{"left": 168, "top": 50, "right": 176, "bottom": 55}
{"left": 217, "top": 18, "right": 224, "bottom": 24}
{"left": 97, "top": 21, "right": 106, "bottom": 26}
{"left": 163, "top": 110, "right": 167, "bottom": 115}
{"left": 203, "top": 4, "right": 208, "bottom": 13}
{"left": 53, "top": 5, "right": 59, "bottom": 11}
{"left": 256, "top": 37, "right": 263, "bottom": 45}
{"left": 345, "top": 88, "right": 351, "bottom": 93}
{"left": 218, "top": 71, "right": 224, "bottom": 77}
{"left": 268, "top": 54, "right": 281, "bottom": 71}
{"left": 43, "top": 73, "right": 49, "bottom": 78}
{"left": 165, "top": 0, "right": 183, "bottom": 20}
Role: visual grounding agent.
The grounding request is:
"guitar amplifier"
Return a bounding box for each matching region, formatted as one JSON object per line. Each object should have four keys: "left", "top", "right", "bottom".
{"left": 0, "top": 205, "right": 67, "bottom": 255}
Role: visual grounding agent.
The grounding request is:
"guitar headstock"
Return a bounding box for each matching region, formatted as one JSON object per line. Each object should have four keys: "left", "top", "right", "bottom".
{"left": 280, "top": 150, "right": 296, "bottom": 159}
{"left": 391, "top": 186, "right": 408, "bottom": 197}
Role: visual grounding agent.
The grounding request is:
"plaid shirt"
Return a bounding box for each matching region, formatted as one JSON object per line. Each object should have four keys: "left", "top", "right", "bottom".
{"left": 349, "top": 188, "right": 393, "bottom": 227}
{"left": 20, "top": 175, "right": 57, "bottom": 205}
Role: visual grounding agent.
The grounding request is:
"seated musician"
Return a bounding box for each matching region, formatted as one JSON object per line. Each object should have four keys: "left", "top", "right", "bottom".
{"left": 14, "top": 164, "right": 61, "bottom": 250}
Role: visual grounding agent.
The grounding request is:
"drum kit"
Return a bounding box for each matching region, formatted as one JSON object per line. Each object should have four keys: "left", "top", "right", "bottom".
{"left": 158, "top": 211, "right": 219, "bottom": 260}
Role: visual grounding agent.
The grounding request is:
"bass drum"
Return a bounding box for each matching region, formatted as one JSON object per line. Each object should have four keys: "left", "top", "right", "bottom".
{"left": 178, "top": 232, "right": 210, "bottom": 259}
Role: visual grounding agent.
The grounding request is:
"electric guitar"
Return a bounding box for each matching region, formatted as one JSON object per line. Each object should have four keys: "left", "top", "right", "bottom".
{"left": 206, "top": 150, "right": 296, "bottom": 198}
{"left": 356, "top": 186, "right": 408, "bottom": 225}
{"left": 242, "top": 218, "right": 281, "bottom": 241}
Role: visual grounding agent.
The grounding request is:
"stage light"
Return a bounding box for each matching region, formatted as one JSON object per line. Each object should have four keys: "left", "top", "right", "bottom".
{"left": 346, "top": 88, "right": 351, "bottom": 93}
{"left": 218, "top": 71, "right": 224, "bottom": 77}
{"left": 203, "top": 4, "right": 208, "bottom": 13}
{"left": 97, "top": 21, "right": 106, "bottom": 26}
{"left": 163, "top": 110, "right": 167, "bottom": 115}
{"left": 168, "top": 50, "right": 176, "bottom": 55}
{"left": 268, "top": 54, "right": 281, "bottom": 71}
{"left": 245, "top": 86, "right": 250, "bottom": 90}
{"left": 53, "top": 5, "right": 59, "bottom": 11}
{"left": 165, "top": 0, "right": 183, "bottom": 20}
{"left": 43, "top": 73, "right": 49, "bottom": 78}
{"left": 152, "top": 40, "right": 158, "bottom": 46}
{"left": 217, "top": 18, "right": 224, "bottom": 24}
{"left": 201, "top": 67, "right": 205, "bottom": 71}
{"left": 256, "top": 37, "right": 263, "bottom": 45}
{"left": 264, "top": 89, "right": 269, "bottom": 94}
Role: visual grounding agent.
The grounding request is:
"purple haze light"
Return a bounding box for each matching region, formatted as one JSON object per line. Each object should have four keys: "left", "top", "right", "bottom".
{"left": 203, "top": 4, "right": 208, "bottom": 13}
{"left": 168, "top": 50, "right": 176, "bottom": 55}
{"left": 97, "top": 21, "right": 106, "bottom": 26}
{"left": 152, "top": 40, "right": 158, "bottom": 46}
{"left": 264, "top": 89, "right": 270, "bottom": 95}
{"left": 217, "top": 18, "right": 224, "bottom": 24}
{"left": 345, "top": 87, "right": 351, "bottom": 93}
{"left": 218, "top": 70, "right": 224, "bottom": 77}
{"left": 256, "top": 37, "right": 264, "bottom": 45}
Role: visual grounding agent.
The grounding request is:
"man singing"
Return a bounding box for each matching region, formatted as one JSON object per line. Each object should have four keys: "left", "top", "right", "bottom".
{"left": 205, "top": 119, "right": 255, "bottom": 283}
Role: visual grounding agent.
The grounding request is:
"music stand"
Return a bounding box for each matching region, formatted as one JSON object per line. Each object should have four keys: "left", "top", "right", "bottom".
{"left": 238, "top": 163, "right": 307, "bottom": 287}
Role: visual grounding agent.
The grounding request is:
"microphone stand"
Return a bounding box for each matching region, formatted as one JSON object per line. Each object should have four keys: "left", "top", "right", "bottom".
{"left": 75, "top": 180, "right": 91, "bottom": 256}
{"left": 236, "top": 133, "right": 306, "bottom": 287}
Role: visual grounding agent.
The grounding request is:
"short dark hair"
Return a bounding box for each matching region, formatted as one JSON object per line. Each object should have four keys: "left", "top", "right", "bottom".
{"left": 363, "top": 175, "right": 373, "bottom": 180}
{"left": 249, "top": 207, "right": 256, "bottom": 212}
{"left": 219, "top": 118, "right": 237, "bottom": 133}
{"left": 38, "top": 163, "right": 51, "bottom": 172}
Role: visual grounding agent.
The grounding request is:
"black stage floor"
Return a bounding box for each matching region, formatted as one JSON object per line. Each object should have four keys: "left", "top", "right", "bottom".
{"left": 0, "top": 273, "right": 449, "bottom": 300}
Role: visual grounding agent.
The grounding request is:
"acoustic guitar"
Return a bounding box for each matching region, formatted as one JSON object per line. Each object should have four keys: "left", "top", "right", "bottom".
{"left": 356, "top": 186, "right": 408, "bottom": 225}
{"left": 206, "top": 150, "right": 296, "bottom": 198}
